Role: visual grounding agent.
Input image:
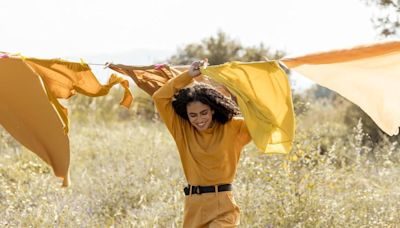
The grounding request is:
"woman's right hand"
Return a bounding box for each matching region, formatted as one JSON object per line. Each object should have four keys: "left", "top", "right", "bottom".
{"left": 188, "top": 59, "right": 207, "bottom": 77}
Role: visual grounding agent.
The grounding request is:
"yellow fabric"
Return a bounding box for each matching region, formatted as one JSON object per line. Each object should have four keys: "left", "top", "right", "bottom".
{"left": 201, "top": 61, "right": 295, "bottom": 154}
{"left": 184, "top": 191, "right": 240, "bottom": 227}
{"left": 152, "top": 71, "right": 251, "bottom": 186}
{"left": 281, "top": 40, "right": 400, "bottom": 135}
{"left": 0, "top": 58, "right": 70, "bottom": 186}
{"left": 0, "top": 57, "right": 133, "bottom": 186}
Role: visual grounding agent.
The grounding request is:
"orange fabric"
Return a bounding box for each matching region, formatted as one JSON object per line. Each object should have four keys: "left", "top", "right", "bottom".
{"left": 282, "top": 40, "right": 400, "bottom": 67}
{"left": 281, "top": 40, "right": 400, "bottom": 135}
{"left": 152, "top": 71, "right": 251, "bottom": 186}
{"left": 25, "top": 58, "right": 133, "bottom": 133}
{"left": 0, "top": 58, "right": 70, "bottom": 186}
{"left": 108, "top": 63, "right": 234, "bottom": 98}
{"left": 108, "top": 63, "right": 177, "bottom": 96}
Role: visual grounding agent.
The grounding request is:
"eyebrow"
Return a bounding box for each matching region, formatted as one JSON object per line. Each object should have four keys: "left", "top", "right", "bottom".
{"left": 188, "top": 109, "right": 209, "bottom": 115}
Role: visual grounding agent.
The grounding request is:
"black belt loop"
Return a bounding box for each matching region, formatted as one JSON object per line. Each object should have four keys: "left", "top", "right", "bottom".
{"left": 184, "top": 184, "right": 232, "bottom": 195}
{"left": 183, "top": 186, "right": 190, "bottom": 195}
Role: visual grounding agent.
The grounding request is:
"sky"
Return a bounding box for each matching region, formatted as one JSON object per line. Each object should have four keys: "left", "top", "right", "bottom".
{"left": 0, "top": 0, "right": 385, "bottom": 88}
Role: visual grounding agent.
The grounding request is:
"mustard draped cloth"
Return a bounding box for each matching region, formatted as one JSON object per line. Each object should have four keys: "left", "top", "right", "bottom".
{"left": 0, "top": 57, "right": 133, "bottom": 186}
{"left": 1, "top": 58, "right": 70, "bottom": 186}
{"left": 201, "top": 61, "right": 295, "bottom": 154}
{"left": 281, "top": 40, "right": 400, "bottom": 135}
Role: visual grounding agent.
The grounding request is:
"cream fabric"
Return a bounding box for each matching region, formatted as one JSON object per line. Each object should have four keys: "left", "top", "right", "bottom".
{"left": 281, "top": 40, "right": 400, "bottom": 135}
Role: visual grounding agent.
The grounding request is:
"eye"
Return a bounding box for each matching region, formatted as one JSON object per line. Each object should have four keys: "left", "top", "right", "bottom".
{"left": 189, "top": 113, "right": 197, "bottom": 118}
{"left": 200, "top": 110, "right": 208, "bottom": 115}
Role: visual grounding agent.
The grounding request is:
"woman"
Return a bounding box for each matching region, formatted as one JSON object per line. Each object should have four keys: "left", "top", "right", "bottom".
{"left": 152, "top": 60, "right": 252, "bottom": 227}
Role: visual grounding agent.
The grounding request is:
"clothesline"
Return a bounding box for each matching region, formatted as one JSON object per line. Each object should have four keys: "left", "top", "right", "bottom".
{"left": 86, "top": 62, "right": 107, "bottom": 66}
{"left": 0, "top": 51, "right": 265, "bottom": 70}
{"left": 87, "top": 62, "right": 190, "bottom": 68}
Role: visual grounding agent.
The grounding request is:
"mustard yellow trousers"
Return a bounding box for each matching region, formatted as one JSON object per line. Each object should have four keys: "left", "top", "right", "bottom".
{"left": 183, "top": 191, "right": 240, "bottom": 228}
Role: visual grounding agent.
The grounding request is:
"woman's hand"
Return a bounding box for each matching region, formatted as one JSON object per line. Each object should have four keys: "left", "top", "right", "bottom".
{"left": 188, "top": 59, "right": 208, "bottom": 77}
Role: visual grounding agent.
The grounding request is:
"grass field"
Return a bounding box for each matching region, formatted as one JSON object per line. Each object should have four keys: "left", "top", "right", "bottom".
{"left": 1, "top": 96, "right": 400, "bottom": 227}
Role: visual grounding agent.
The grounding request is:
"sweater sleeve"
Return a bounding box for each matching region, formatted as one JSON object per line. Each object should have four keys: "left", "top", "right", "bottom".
{"left": 152, "top": 71, "right": 194, "bottom": 137}
{"left": 232, "top": 117, "right": 252, "bottom": 146}
{"left": 240, "top": 119, "right": 252, "bottom": 145}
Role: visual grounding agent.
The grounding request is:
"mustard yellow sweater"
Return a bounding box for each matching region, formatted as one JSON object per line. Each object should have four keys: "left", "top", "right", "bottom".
{"left": 152, "top": 71, "right": 251, "bottom": 185}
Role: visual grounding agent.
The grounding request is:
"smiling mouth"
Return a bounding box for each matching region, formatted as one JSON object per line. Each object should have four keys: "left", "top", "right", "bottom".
{"left": 197, "top": 122, "right": 206, "bottom": 128}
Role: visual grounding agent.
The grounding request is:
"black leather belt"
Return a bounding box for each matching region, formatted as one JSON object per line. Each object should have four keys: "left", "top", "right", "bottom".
{"left": 184, "top": 184, "right": 232, "bottom": 195}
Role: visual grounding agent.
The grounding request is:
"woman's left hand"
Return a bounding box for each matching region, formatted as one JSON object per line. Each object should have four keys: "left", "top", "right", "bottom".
{"left": 188, "top": 59, "right": 208, "bottom": 77}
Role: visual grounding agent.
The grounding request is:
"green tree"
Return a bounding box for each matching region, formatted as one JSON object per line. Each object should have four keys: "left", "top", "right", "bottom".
{"left": 168, "top": 31, "right": 285, "bottom": 65}
{"left": 362, "top": 0, "right": 400, "bottom": 37}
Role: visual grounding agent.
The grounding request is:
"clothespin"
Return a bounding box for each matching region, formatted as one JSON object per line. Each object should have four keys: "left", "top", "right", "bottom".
{"left": 17, "top": 53, "right": 26, "bottom": 61}
{"left": 104, "top": 62, "right": 111, "bottom": 69}
{"left": 80, "top": 58, "right": 87, "bottom": 66}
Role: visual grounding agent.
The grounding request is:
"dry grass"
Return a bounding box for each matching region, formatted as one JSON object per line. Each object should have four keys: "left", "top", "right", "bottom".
{"left": 1, "top": 97, "right": 400, "bottom": 227}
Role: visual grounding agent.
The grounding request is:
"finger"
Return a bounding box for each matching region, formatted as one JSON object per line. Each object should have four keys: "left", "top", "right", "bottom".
{"left": 198, "top": 58, "right": 208, "bottom": 67}
{"left": 203, "top": 58, "right": 209, "bottom": 66}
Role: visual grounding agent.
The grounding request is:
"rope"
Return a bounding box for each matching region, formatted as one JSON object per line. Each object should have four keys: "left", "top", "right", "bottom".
{"left": 86, "top": 63, "right": 107, "bottom": 66}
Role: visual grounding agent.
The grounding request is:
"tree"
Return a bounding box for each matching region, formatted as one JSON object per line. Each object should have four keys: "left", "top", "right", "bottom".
{"left": 168, "top": 31, "right": 285, "bottom": 65}
{"left": 361, "top": 0, "right": 400, "bottom": 37}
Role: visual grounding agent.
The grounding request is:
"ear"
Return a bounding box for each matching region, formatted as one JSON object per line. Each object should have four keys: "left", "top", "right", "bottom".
{"left": 211, "top": 110, "right": 215, "bottom": 115}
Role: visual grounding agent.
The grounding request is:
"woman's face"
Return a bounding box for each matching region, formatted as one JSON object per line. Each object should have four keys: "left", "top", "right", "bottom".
{"left": 186, "top": 101, "right": 214, "bottom": 131}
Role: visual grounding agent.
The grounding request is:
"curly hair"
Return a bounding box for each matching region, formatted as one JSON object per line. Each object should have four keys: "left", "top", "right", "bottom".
{"left": 172, "top": 83, "right": 240, "bottom": 124}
